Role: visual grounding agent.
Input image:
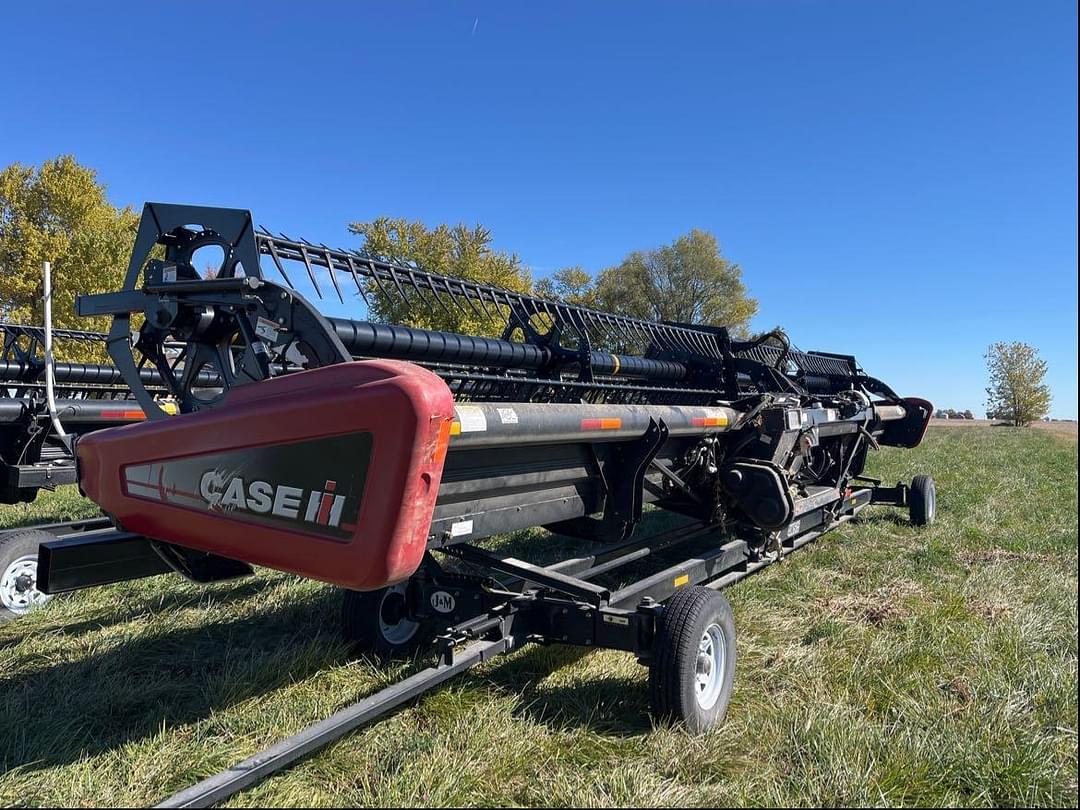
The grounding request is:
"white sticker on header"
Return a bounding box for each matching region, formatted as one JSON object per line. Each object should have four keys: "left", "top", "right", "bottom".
{"left": 496, "top": 407, "right": 519, "bottom": 425}
{"left": 455, "top": 406, "right": 488, "bottom": 433}
{"left": 450, "top": 519, "right": 474, "bottom": 537}
{"left": 255, "top": 317, "right": 279, "bottom": 342}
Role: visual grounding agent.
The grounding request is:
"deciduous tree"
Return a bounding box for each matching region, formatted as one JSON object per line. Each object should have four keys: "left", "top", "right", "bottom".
{"left": 0, "top": 156, "right": 137, "bottom": 336}
{"left": 984, "top": 341, "right": 1051, "bottom": 426}
{"left": 595, "top": 229, "right": 756, "bottom": 335}
{"left": 536, "top": 230, "right": 757, "bottom": 336}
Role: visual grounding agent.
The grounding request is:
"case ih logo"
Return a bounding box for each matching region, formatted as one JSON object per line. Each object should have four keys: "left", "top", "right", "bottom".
{"left": 199, "top": 472, "right": 347, "bottom": 528}
{"left": 120, "top": 431, "right": 372, "bottom": 541}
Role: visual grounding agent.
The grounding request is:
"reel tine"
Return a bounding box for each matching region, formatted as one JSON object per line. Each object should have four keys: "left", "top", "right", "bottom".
{"left": 343, "top": 256, "right": 372, "bottom": 307}
{"left": 420, "top": 269, "right": 460, "bottom": 322}
{"left": 405, "top": 267, "right": 452, "bottom": 323}
{"left": 320, "top": 246, "right": 346, "bottom": 305}
{"left": 536, "top": 299, "right": 556, "bottom": 339}
{"left": 383, "top": 261, "right": 414, "bottom": 311}
{"left": 448, "top": 274, "right": 486, "bottom": 322}
{"left": 362, "top": 256, "right": 393, "bottom": 305}
{"left": 470, "top": 280, "right": 500, "bottom": 326}
{"left": 295, "top": 242, "right": 323, "bottom": 299}
{"left": 258, "top": 235, "right": 296, "bottom": 290}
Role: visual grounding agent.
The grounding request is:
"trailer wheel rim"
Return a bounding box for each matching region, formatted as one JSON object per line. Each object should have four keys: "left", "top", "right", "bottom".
{"left": 694, "top": 622, "right": 727, "bottom": 711}
{"left": 378, "top": 583, "right": 420, "bottom": 646}
{"left": 1, "top": 554, "right": 51, "bottom": 615}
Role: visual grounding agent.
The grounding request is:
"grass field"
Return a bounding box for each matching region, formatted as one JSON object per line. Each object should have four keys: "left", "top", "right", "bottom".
{"left": 1, "top": 426, "right": 1076, "bottom": 807}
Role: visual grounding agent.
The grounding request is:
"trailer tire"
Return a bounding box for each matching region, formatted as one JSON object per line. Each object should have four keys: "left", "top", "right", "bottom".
{"left": 341, "top": 582, "right": 428, "bottom": 658}
{"left": 0, "top": 529, "right": 55, "bottom": 622}
{"left": 649, "top": 586, "right": 736, "bottom": 734}
{"left": 908, "top": 474, "right": 936, "bottom": 526}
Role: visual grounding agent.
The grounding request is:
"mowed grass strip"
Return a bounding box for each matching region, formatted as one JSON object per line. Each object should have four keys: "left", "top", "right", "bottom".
{"left": 0, "top": 426, "right": 1076, "bottom": 807}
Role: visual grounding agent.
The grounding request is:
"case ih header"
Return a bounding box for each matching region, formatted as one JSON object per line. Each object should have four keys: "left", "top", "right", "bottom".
{"left": 11, "top": 203, "right": 933, "bottom": 804}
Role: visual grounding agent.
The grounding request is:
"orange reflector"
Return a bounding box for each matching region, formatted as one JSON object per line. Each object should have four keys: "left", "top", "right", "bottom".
{"left": 449, "top": 421, "right": 462, "bottom": 436}
{"left": 432, "top": 418, "right": 453, "bottom": 464}
{"left": 580, "top": 417, "right": 622, "bottom": 431}
{"left": 692, "top": 415, "right": 728, "bottom": 428}
{"left": 101, "top": 410, "right": 146, "bottom": 420}
{"left": 673, "top": 574, "right": 690, "bottom": 587}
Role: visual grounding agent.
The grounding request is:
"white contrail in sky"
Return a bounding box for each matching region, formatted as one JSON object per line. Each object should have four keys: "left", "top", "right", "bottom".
{"left": 472, "top": 17, "right": 479, "bottom": 36}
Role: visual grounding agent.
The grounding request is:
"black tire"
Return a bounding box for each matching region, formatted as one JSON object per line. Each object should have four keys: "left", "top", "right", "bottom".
{"left": 0, "top": 528, "right": 55, "bottom": 622}
{"left": 341, "top": 583, "right": 428, "bottom": 659}
{"left": 649, "top": 586, "right": 737, "bottom": 734}
{"left": 908, "top": 474, "right": 936, "bottom": 526}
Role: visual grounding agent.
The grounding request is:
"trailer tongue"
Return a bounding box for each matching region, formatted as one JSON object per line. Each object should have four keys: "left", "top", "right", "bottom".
{"left": 28, "top": 203, "right": 933, "bottom": 803}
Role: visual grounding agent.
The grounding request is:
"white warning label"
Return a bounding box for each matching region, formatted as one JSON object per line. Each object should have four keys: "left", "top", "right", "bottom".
{"left": 450, "top": 519, "right": 474, "bottom": 537}
{"left": 255, "top": 317, "right": 279, "bottom": 342}
{"left": 455, "top": 406, "right": 488, "bottom": 433}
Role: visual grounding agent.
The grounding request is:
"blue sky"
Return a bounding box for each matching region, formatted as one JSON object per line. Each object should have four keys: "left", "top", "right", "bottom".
{"left": 2, "top": 2, "right": 1076, "bottom": 416}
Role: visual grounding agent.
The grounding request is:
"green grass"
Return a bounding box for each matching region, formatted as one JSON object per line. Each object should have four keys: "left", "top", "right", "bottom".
{"left": 1, "top": 426, "right": 1076, "bottom": 807}
{"left": 0, "top": 485, "right": 101, "bottom": 530}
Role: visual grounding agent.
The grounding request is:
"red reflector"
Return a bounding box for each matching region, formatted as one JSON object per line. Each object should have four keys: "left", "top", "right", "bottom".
{"left": 101, "top": 410, "right": 146, "bottom": 420}
{"left": 581, "top": 417, "right": 622, "bottom": 431}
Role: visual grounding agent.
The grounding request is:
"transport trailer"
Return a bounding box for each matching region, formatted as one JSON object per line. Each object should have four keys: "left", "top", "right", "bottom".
{"left": 28, "top": 204, "right": 934, "bottom": 804}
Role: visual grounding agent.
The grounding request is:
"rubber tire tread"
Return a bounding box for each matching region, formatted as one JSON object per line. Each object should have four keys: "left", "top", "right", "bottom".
{"left": 341, "top": 587, "right": 429, "bottom": 659}
{"left": 341, "top": 588, "right": 379, "bottom": 647}
{"left": 909, "top": 474, "right": 936, "bottom": 526}
{"left": 648, "top": 586, "right": 735, "bottom": 734}
{"left": 0, "top": 528, "right": 56, "bottom": 622}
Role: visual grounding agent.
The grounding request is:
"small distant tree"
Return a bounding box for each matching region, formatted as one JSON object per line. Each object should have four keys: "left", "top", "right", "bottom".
{"left": 945, "top": 408, "right": 958, "bottom": 419}
{"left": 985, "top": 342, "right": 1051, "bottom": 426}
{"left": 963, "top": 409, "right": 974, "bottom": 420}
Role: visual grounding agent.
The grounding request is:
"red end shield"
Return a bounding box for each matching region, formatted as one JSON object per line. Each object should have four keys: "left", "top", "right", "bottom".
{"left": 77, "top": 360, "right": 454, "bottom": 591}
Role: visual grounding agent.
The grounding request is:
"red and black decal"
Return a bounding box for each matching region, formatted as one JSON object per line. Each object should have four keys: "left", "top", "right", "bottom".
{"left": 122, "top": 432, "right": 372, "bottom": 541}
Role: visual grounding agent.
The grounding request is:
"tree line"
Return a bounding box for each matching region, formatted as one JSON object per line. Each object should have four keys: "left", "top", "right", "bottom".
{"left": 935, "top": 409, "right": 976, "bottom": 420}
